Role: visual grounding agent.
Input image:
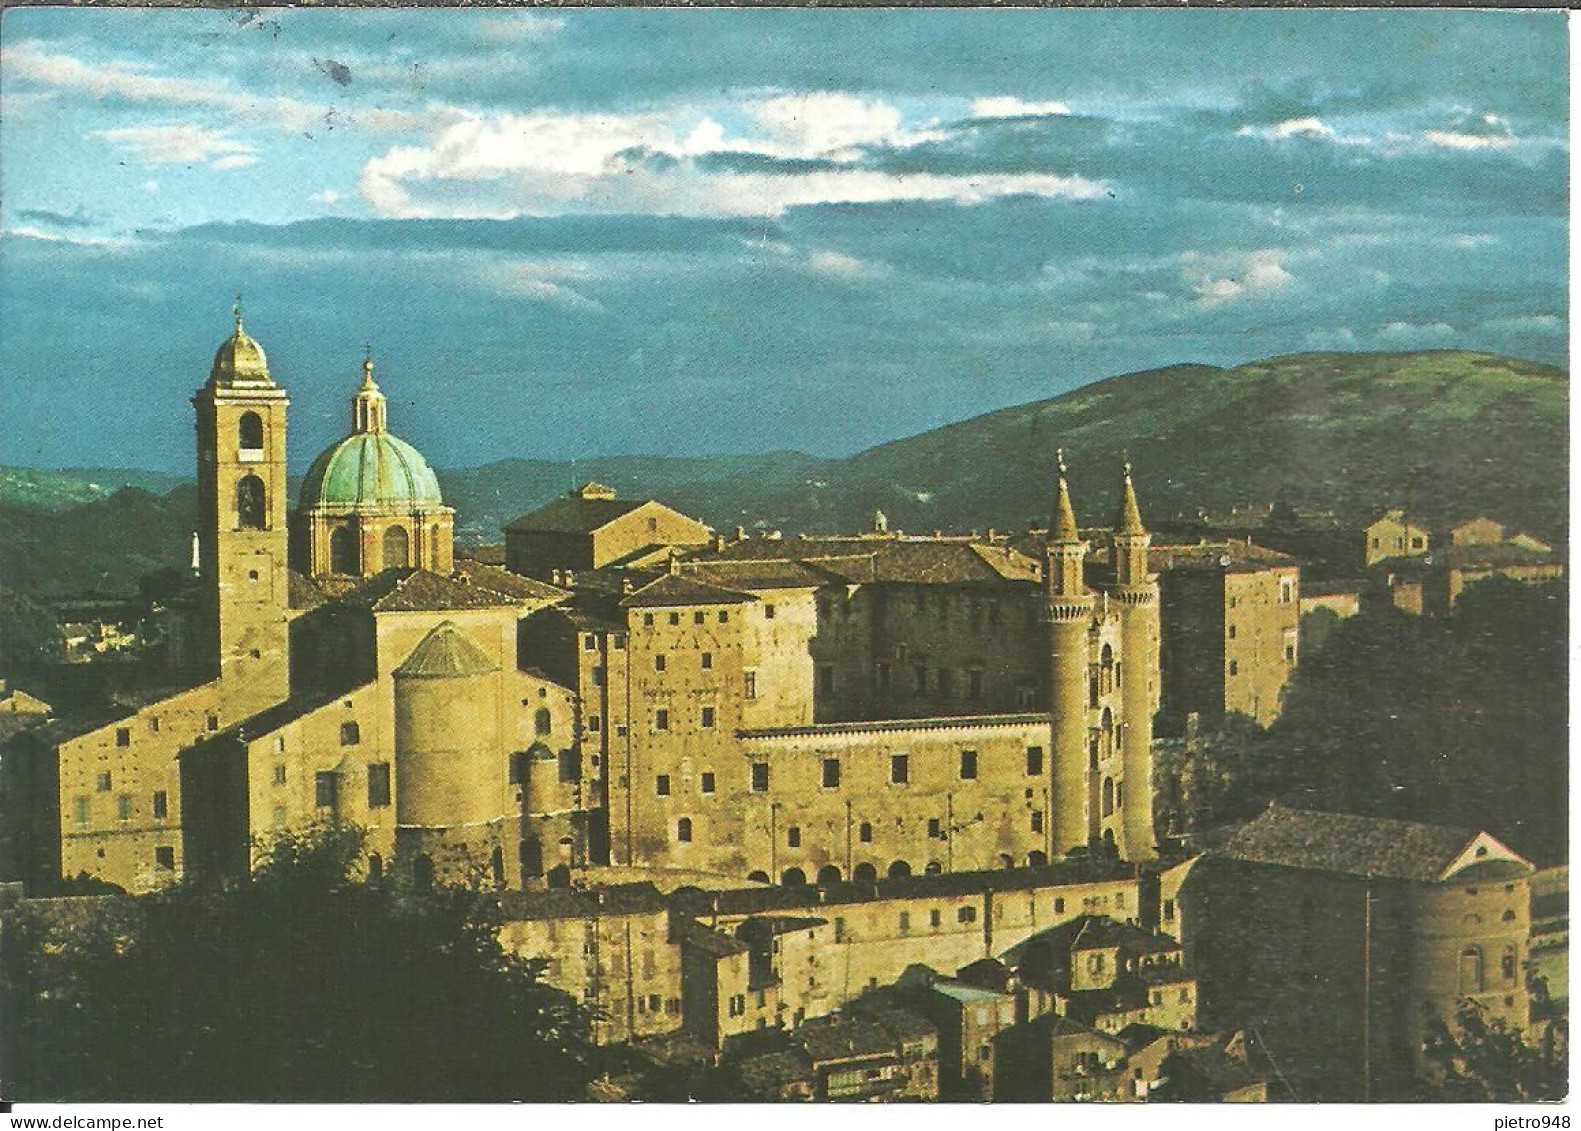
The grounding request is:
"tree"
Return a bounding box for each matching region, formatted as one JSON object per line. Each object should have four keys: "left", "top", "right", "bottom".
{"left": 1, "top": 825, "right": 597, "bottom": 1101}
{"left": 1419, "top": 998, "right": 1567, "bottom": 1101}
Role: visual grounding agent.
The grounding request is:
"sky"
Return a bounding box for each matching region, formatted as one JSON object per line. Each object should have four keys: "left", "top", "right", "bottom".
{"left": 0, "top": 8, "right": 1568, "bottom": 474}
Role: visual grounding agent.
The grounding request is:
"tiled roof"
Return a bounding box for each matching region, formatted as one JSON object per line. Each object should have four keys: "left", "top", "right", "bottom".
{"left": 498, "top": 882, "right": 668, "bottom": 921}
{"left": 454, "top": 544, "right": 505, "bottom": 566}
{"left": 504, "top": 494, "right": 643, "bottom": 534}
{"left": 288, "top": 569, "right": 328, "bottom": 611}
{"left": 621, "top": 572, "right": 758, "bottom": 609}
{"left": 326, "top": 568, "right": 526, "bottom": 613}
{"left": 680, "top": 558, "right": 840, "bottom": 591}
{"left": 449, "top": 561, "right": 568, "bottom": 604}
{"left": 736, "top": 1049, "right": 814, "bottom": 1094}
{"left": 931, "top": 979, "right": 1011, "bottom": 1006}
{"left": 393, "top": 621, "right": 499, "bottom": 679}
{"left": 699, "top": 537, "right": 1040, "bottom": 586}
{"left": 1145, "top": 541, "right": 1298, "bottom": 572}
{"left": 1218, "top": 803, "right": 1489, "bottom": 883}
{"left": 221, "top": 682, "right": 375, "bottom": 744}
{"left": 742, "top": 713, "right": 1047, "bottom": 740}
{"left": 678, "top": 921, "right": 751, "bottom": 959}
{"left": 799, "top": 1017, "right": 898, "bottom": 1064}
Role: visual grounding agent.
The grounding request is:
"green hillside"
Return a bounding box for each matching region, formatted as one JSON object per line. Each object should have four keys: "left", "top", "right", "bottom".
{"left": 0, "top": 351, "right": 1564, "bottom": 598}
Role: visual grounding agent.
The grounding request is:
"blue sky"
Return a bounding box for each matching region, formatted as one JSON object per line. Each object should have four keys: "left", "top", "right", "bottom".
{"left": 0, "top": 8, "right": 1567, "bottom": 473}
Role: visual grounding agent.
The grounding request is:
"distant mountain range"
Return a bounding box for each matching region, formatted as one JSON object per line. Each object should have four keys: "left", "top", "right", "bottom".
{"left": 1, "top": 350, "right": 1564, "bottom": 599}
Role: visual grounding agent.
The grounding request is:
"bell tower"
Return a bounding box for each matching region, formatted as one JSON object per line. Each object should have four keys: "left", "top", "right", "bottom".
{"left": 1046, "top": 451, "right": 1094, "bottom": 856}
{"left": 192, "top": 302, "right": 291, "bottom": 713}
{"left": 1112, "top": 461, "right": 1159, "bottom": 861}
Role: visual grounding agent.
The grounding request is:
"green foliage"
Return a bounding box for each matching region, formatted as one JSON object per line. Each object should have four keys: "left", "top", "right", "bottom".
{"left": 0, "top": 586, "right": 63, "bottom": 674}
{"left": 1, "top": 825, "right": 596, "bottom": 1102}
{"left": 1153, "top": 715, "right": 1267, "bottom": 839}
{"left": 1419, "top": 998, "right": 1567, "bottom": 1101}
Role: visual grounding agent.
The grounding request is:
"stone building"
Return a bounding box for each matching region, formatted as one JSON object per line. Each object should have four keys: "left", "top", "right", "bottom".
{"left": 503, "top": 482, "right": 712, "bottom": 582}
{"left": 1179, "top": 803, "right": 1534, "bottom": 1101}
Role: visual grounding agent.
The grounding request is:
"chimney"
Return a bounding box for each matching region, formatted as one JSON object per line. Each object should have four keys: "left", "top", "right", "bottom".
{"left": 551, "top": 568, "right": 562, "bottom": 586}
{"left": 621, "top": 577, "right": 634, "bottom": 596}
{"left": 735, "top": 526, "right": 747, "bottom": 542}
{"left": 714, "top": 535, "right": 727, "bottom": 553}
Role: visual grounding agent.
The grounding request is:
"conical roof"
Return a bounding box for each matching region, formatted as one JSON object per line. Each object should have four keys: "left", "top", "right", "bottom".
{"left": 1116, "top": 462, "right": 1146, "bottom": 536}
{"left": 393, "top": 620, "right": 498, "bottom": 679}
{"left": 1051, "top": 451, "right": 1080, "bottom": 542}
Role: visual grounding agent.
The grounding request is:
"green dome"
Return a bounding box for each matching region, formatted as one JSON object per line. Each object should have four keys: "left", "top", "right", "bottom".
{"left": 300, "top": 431, "right": 444, "bottom": 510}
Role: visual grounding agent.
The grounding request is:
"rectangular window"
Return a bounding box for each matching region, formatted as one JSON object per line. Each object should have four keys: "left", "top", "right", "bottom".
{"left": 890, "top": 754, "right": 909, "bottom": 785}
{"left": 928, "top": 817, "right": 942, "bottom": 839}
{"left": 701, "top": 772, "right": 716, "bottom": 795}
{"left": 959, "top": 750, "right": 978, "bottom": 780}
{"left": 509, "top": 751, "right": 527, "bottom": 785}
{"left": 1026, "top": 746, "right": 1044, "bottom": 775}
{"left": 274, "top": 764, "right": 287, "bottom": 786}
{"left": 1285, "top": 642, "right": 1297, "bottom": 663}
{"left": 339, "top": 721, "right": 360, "bottom": 746}
{"left": 1163, "top": 899, "right": 1176, "bottom": 921}
{"left": 694, "top": 610, "right": 706, "bottom": 625}
{"left": 654, "top": 654, "right": 666, "bottom": 672}
{"left": 701, "top": 652, "right": 713, "bottom": 670}
{"left": 751, "top": 762, "right": 769, "bottom": 792}
{"left": 1227, "top": 624, "right": 1237, "bottom": 639}
{"left": 74, "top": 797, "right": 89, "bottom": 827}
{"left": 315, "top": 772, "right": 338, "bottom": 810}
{"left": 207, "top": 715, "right": 219, "bottom": 732}
{"left": 152, "top": 791, "right": 168, "bottom": 820}
{"left": 656, "top": 775, "right": 671, "bottom": 796}
{"left": 116, "top": 727, "right": 131, "bottom": 747}
{"left": 859, "top": 821, "right": 872, "bottom": 843}
{"left": 743, "top": 671, "right": 757, "bottom": 700}
{"left": 367, "top": 763, "right": 391, "bottom": 808}
{"left": 818, "top": 665, "right": 835, "bottom": 695}
{"left": 643, "top": 613, "right": 655, "bottom": 627}
{"left": 652, "top": 708, "right": 670, "bottom": 732}
{"left": 1031, "top": 810, "right": 1044, "bottom": 834}
{"left": 701, "top": 707, "right": 716, "bottom": 729}
{"left": 1054, "top": 898, "right": 1065, "bottom": 914}
{"left": 588, "top": 714, "right": 602, "bottom": 733}
{"left": 583, "top": 634, "right": 598, "bottom": 652}
{"left": 592, "top": 666, "right": 606, "bottom": 688}
{"left": 559, "top": 749, "right": 580, "bottom": 784}
{"left": 155, "top": 846, "right": 175, "bottom": 871}
{"left": 822, "top": 758, "right": 841, "bottom": 789}
{"left": 930, "top": 909, "right": 942, "bottom": 928}
{"left": 899, "top": 912, "right": 910, "bottom": 933}
{"left": 787, "top": 826, "right": 801, "bottom": 848}
{"left": 117, "top": 795, "right": 132, "bottom": 822}
{"left": 613, "top": 634, "right": 627, "bottom": 650}
{"left": 1228, "top": 660, "right": 1239, "bottom": 677}
{"left": 96, "top": 771, "right": 112, "bottom": 793}
{"left": 718, "top": 611, "right": 729, "bottom": 624}
{"left": 764, "top": 604, "right": 776, "bottom": 620}
{"left": 834, "top": 917, "right": 846, "bottom": 942}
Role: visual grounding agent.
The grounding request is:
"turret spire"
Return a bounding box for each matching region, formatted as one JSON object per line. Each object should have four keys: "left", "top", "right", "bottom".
{"left": 352, "top": 348, "right": 388, "bottom": 434}
{"left": 1116, "top": 456, "right": 1146, "bottom": 536}
{"left": 1051, "top": 448, "right": 1080, "bottom": 543}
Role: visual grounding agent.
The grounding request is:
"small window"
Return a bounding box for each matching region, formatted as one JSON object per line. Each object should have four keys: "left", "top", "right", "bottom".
{"left": 613, "top": 634, "right": 627, "bottom": 650}
{"left": 643, "top": 613, "right": 655, "bottom": 627}
{"left": 1031, "top": 810, "right": 1044, "bottom": 834}
{"left": 96, "top": 771, "right": 112, "bottom": 792}
{"left": 654, "top": 654, "right": 667, "bottom": 672}
{"left": 559, "top": 749, "right": 579, "bottom": 784}
{"left": 1228, "top": 660, "right": 1239, "bottom": 677}
{"left": 592, "top": 666, "right": 605, "bottom": 687}
{"left": 274, "top": 764, "right": 287, "bottom": 786}
{"left": 701, "top": 707, "right": 715, "bottom": 729}
{"left": 891, "top": 754, "right": 909, "bottom": 785}
{"left": 149, "top": 717, "right": 160, "bottom": 733}
{"left": 654, "top": 709, "right": 669, "bottom": 732}
{"left": 152, "top": 791, "right": 168, "bottom": 819}
{"left": 751, "top": 762, "right": 769, "bottom": 792}
{"left": 509, "top": 751, "right": 527, "bottom": 786}
{"left": 583, "top": 634, "right": 598, "bottom": 652}
{"left": 116, "top": 727, "right": 131, "bottom": 748}
{"left": 340, "top": 722, "right": 361, "bottom": 746}
{"left": 1164, "top": 899, "right": 1175, "bottom": 920}
{"left": 668, "top": 612, "right": 680, "bottom": 626}
{"left": 677, "top": 817, "right": 692, "bottom": 843}
{"left": 958, "top": 906, "right": 977, "bottom": 924}
{"left": 694, "top": 610, "right": 706, "bottom": 625}
{"left": 859, "top": 821, "right": 872, "bottom": 843}
{"left": 74, "top": 797, "right": 90, "bottom": 827}
{"left": 959, "top": 750, "right": 978, "bottom": 780}
{"left": 116, "top": 795, "right": 132, "bottom": 822}
{"left": 1227, "top": 624, "right": 1237, "bottom": 640}
{"left": 588, "top": 715, "right": 602, "bottom": 733}
{"left": 930, "top": 909, "right": 942, "bottom": 928}
{"left": 899, "top": 911, "right": 910, "bottom": 932}
{"left": 534, "top": 708, "right": 552, "bottom": 736}
{"left": 1026, "top": 746, "right": 1043, "bottom": 775}
{"left": 701, "top": 652, "right": 713, "bottom": 670}
{"left": 928, "top": 817, "right": 942, "bottom": 839}
{"left": 314, "top": 772, "right": 338, "bottom": 810}
{"left": 764, "top": 604, "right": 776, "bottom": 620}
{"left": 718, "top": 611, "right": 729, "bottom": 624}
{"left": 822, "top": 758, "right": 841, "bottom": 789}
{"left": 155, "top": 846, "right": 175, "bottom": 871}
{"left": 656, "top": 775, "right": 671, "bottom": 797}
{"left": 1055, "top": 898, "right": 1065, "bottom": 914}
{"left": 238, "top": 411, "right": 264, "bottom": 450}
{"left": 367, "top": 763, "right": 391, "bottom": 808}
{"left": 701, "top": 772, "right": 716, "bottom": 794}
{"left": 743, "top": 671, "right": 757, "bottom": 699}
{"left": 787, "top": 826, "right": 801, "bottom": 848}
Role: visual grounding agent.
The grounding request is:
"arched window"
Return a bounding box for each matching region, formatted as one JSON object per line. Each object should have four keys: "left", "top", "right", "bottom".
{"left": 817, "top": 864, "right": 841, "bottom": 885}
{"left": 237, "top": 475, "right": 266, "bottom": 529}
{"left": 999, "top": 853, "right": 1015, "bottom": 870}
{"left": 534, "top": 708, "right": 552, "bottom": 736}
{"left": 1102, "top": 777, "right": 1115, "bottom": 816}
{"left": 853, "top": 862, "right": 877, "bottom": 883}
{"left": 1501, "top": 946, "right": 1518, "bottom": 985}
{"left": 1028, "top": 850, "right": 1048, "bottom": 867}
{"left": 1101, "top": 643, "right": 1114, "bottom": 667}
{"left": 382, "top": 525, "right": 410, "bottom": 570}
{"left": 781, "top": 867, "right": 807, "bottom": 887}
{"left": 1102, "top": 828, "right": 1116, "bottom": 851}
{"left": 1460, "top": 947, "right": 1485, "bottom": 994}
{"left": 888, "top": 860, "right": 912, "bottom": 879}
{"left": 747, "top": 870, "right": 770, "bottom": 884}
{"left": 238, "top": 411, "right": 264, "bottom": 451}
{"left": 330, "top": 527, "right": 358, "bottom": 574}
{"left": 924, "top": 861, "right": 943, "bottom": 876}
{"left": 1101, "top": 707, "right": 1113, "bottom": 732}
{"left": 677, "top": 817, "right": 692, "bottom": 843}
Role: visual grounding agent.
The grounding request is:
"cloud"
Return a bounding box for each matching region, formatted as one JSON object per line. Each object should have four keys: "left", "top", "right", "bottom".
{"left": 749, "top": 93, "right": 941, "bottom": 158}
{"left": 1183, "top": 249, "right": 1295, "bottom": 307}
{"left": 94, "top": 124, "right": 257, "bottom": 168}
{"left": 1235, "top": 117, "right": 1338, "bottom": 142}
{"left": 1376, "top": 320, "right": 1457, "bottom": 344}
{"left": 969, "top": 97, "right": 1072, "bottom": 120}
{"left": 803, "top": 249, "right": 892, "bottom": 280}
{"left": 15, "top": 207, "right": 94, "bottom": 230}
{"left": 1482, "top": 313, "right": 1563, "bottom": 334}
{"left": 310, "top": 190, "right": 344, "bottom": 206}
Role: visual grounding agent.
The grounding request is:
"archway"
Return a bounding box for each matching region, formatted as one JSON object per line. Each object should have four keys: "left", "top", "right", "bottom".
{"left": 816, "top": 864, "right": 842, "bottom": 886}
{"left": 924, "top": 861, "right": 943, "bottom": 876}
{"left": 852, "top": 862, "right": 877, "bottom": 883}
{"left": 887, "top": 860, "right": 912, "bottom": 879}
{"left": 238, "top": 411, "right": 264, "bottom": 450}
{"left": 998, "top": 853, "right": 1015, "bottom": 870}
{"left": 781, "top": 867, "right": 807, "bottom": 887}
{"left": 1027, "top": 850, "right": 1048, "bottom": 867}
{"left": 382, "top": 525, "right": 410, "bottom": 569}
{"left": 237, "top": 475, "right": 266, "bottom": 530}
{"left": 747, "top": 870, "right": 770, "bottom": 885}
{"left": 330, "top": 526, "right": 359, "bottom": 574}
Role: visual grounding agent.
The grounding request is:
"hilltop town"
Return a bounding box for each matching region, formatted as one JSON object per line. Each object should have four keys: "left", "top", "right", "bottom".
{"left": 0, "top": 320, "right": 1566, "bottom": 1103}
